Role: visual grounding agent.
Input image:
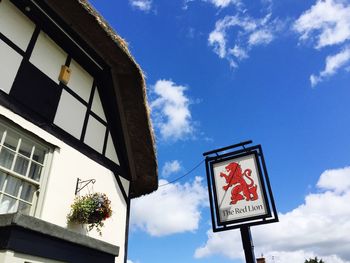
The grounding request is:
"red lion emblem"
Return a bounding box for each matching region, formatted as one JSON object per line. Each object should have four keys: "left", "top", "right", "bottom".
{"left": 220, "top": 162, "right": 258, "bottom": 205}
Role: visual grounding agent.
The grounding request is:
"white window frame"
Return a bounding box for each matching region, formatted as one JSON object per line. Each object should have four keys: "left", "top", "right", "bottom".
{"left": 0, "top": 119, "right": 53, "bottom": 216}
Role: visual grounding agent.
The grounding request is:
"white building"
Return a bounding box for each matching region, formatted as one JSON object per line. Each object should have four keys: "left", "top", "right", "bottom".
{"left": 0, "top": 0, "right": 158, "bottom": 262}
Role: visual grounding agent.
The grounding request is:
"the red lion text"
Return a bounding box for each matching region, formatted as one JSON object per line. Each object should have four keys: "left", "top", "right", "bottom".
{"left": 220, "top": 162, "right": 258, "bottom": 204}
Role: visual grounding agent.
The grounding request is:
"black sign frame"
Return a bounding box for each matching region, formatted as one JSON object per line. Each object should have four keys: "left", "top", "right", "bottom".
{"left": 204, "top": 143, "right": 278, "bottom": 232}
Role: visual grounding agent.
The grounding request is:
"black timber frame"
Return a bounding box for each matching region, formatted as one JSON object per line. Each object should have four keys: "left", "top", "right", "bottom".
{"left": 0, "top": 0, "right": 132, "bottom": 182}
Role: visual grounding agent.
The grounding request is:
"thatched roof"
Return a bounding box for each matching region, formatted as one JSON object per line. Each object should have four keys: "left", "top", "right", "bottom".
{"left": 43, "top": 0, "right": 158, "bottom": 198}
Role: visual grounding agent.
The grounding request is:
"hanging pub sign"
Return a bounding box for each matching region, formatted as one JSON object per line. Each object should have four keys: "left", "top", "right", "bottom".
{"left": 203, "top": 141, "right": 278, "bottom": 232}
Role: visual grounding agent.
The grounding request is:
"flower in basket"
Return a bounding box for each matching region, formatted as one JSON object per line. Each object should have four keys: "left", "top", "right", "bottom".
{"left": 67, "top": 192, "right": 112, "bottom": 235}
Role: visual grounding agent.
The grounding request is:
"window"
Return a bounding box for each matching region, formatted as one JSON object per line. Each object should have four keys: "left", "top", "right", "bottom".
{"left": 0, "top": 121, "right": 50, "bottom": 215}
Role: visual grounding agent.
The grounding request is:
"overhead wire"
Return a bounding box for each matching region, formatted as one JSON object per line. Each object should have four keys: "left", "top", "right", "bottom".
{"left": 158, "top": 159, "right": 205, "bottom": 187}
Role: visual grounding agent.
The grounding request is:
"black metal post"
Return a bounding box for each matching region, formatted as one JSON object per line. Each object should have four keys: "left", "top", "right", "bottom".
{"left": 240, "top": 226, "right": 256, "bottom": 263}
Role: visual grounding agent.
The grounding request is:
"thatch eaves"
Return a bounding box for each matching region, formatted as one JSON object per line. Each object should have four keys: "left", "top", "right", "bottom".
{"left": 43, "top": 0, "right": 158, "bottom": 198}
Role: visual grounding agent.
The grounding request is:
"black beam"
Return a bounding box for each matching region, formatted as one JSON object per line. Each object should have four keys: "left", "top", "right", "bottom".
{"left": 203, "top": 140, "right": 253, "bottom": 156}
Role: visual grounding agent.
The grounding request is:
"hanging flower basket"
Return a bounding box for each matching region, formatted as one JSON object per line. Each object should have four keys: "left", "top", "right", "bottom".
{"left": 67, "top": 192, "right": 112, "bottom": 235}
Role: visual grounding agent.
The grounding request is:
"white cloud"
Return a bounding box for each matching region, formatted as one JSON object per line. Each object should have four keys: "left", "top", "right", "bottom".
{"left": 129, "top": 0, "right": 152, "bottom": 12}
{"left": 317, "top": 166, "right": 350, "bottom": 193}
{"left": 185, "top": 0, "right": 278, "bottom": 68}
{"left": 161, "top": 160, "right": 182, "bottom": 177}
{"left": 229, "top": 45, "right": 248, "bottom": 60}
{"left": 263, "top": 251, "right": 347, "bottom": 263}
{"left": 293, "top": 0, "right": 350, "bottom": 49}
{"left": 130, "top": 177, "right": 208, "bottom": 236}
{"left": 294, "top": 0, "right": 350, "bottom": 86}
{"left": 209, "top": 30, "right": 227, "bottom": 58}
{"left": 261, "top": 0, "right": 273, "bottom": 12}
{"left": 194, "top": 229, "right": 243, "bottom": 259}
{"left": 310, "top": 46, "right": 350, "bottom": 86}
{"left": 208, "top": 13, "right": 282, "bottom": 68}
{"left": 208, "top": 0, "right": 243, "bottom": 8}
{"left": 195, "top": 166, "right": 350, "bottom": 262}
{"left": 208, "top": 15, "right": 255, "bottom": 61}
{"left": 248, "top": 29, "right": 274, "bottom": 46}
{"left": 150, "top": 80, "right": 194, "bottom": 141}
{"left": 184, "top": 0, "right": 243, "bottom": 9}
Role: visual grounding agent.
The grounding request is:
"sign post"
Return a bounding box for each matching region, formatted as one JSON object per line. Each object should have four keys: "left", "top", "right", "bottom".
{"left": 240, "top": 226, "right": 255, "bottom": 263}
{"left": 203, "top": 141, "right": 278, "bottom": 263}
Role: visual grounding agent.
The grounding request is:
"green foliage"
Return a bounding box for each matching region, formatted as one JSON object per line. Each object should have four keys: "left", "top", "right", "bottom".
{"left": 304, "top": 257, "right": 325, "bottom": 263}
{"left": 67, "top": 193, "right": 112, "bottom": 235}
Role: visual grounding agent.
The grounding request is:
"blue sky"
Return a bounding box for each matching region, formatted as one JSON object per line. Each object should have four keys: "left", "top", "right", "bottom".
{"left": 90, "top": 0, "right": 350, "bottom": 262}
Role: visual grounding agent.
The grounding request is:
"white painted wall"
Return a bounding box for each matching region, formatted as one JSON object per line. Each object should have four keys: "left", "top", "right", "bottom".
{"left": 84, "top": 115, "right": 106, "bottom": 153}
{"left": 0, "top": 0, "right": 35, "bottom": 51}
{"left": 0, "top": 251, "right": 64, "bottom": 263}
{"left": 119, "top": 176, "right": 130, "bottom": 197}
{"left": 106, "top": 132, "right": 120, "bottom": 165}
{"left": 0, "top": 40, "right": 22, "bottom": 94}
{"left": 0, "top": 251, "right": 5, "bottom": 262}
{"left": 0, "top": 106, "right": 130, "bottom": 263}
{"left": 54, "top": 89, "right": 87, "bottom": 139}
{"left": 67, "top": 59, "right": 93, "bottom": 102}
{"left": 30, "top": 31, "right": 67, "bottom": 84}
{"left": 91, "top": 88, "right": 107, "bottom": 121}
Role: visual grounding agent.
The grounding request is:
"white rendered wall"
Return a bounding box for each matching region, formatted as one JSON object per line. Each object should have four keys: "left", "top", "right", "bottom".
{"left": 67, "top": 59, "right": 93, "bottom": 102}
{"left": 30, "top": 31, "right": 67, "bottom": 84}
{"left": 119, "top": 176, "right": 130, "bottom": 197}
{"left": 0, "top": 251, "right": 64, "bottom": 263}
{"left": 84, "top": 115, "right": 106, "bottom": 153}
{"left": 0, "top": 251, "right": 5, "bottom": 262}
{"left": 0, "top": 106, "right": 130, "bottom": 263}
{"left": 54, "top": 89, "right": 87, "bottom": 139}
{"left": 0, "top": 40, "right": 22, "bottom": 94}
{"left": 106, "top": 132, "right": 120, "bottom": 165}
{"left": 91, "top": 88, "right": 107, "bottom": 121}
{"left": 0, "top": 0, "right": 35, "bottom": 51}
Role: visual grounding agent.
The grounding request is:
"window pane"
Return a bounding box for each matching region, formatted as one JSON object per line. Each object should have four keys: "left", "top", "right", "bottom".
{"left": 0, "top": 171, "right": 6, "bottom": 191}
{"left": 0, "top": 126, "right": 4, "bottom": 141}
{"left": 19, "top": 139, "right": 32, "bottom": 157}
{"left": 0, "top": 195, "right": 17, "bottom": 213}
{"left": 4, "top": 176, "right": 21, "bottom": 196}
{"left": 28, "top": 163, "right": 42, "bottom": 181}
{"left": 20, "top": 182, "right": 35, "bottom": 202}
{"left": 0, "top": 147, "right": 15, "bottom": 169}
{"left": 18, "top": 201, "right": 31, "bottom": 215}
{"left": 3, "top": 132, "right": 19, "bottom": 150}
{"left": 14, "top": 155, "right": 29, "bottom": 175}
{"left": 33, "top": 147, "right": 45, "bottom": 164}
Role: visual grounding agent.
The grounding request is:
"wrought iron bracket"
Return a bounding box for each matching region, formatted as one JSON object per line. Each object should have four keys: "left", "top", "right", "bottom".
{"left": 75, "top": 178, "right": 96, "bottom": 195}
{"left": 202, "top": 140, "right": 253, "bottom": 157}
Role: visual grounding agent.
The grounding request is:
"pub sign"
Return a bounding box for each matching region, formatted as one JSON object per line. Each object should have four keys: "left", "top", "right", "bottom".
{"left": 204, "top": 142, "right": 278, "bottom": 232}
